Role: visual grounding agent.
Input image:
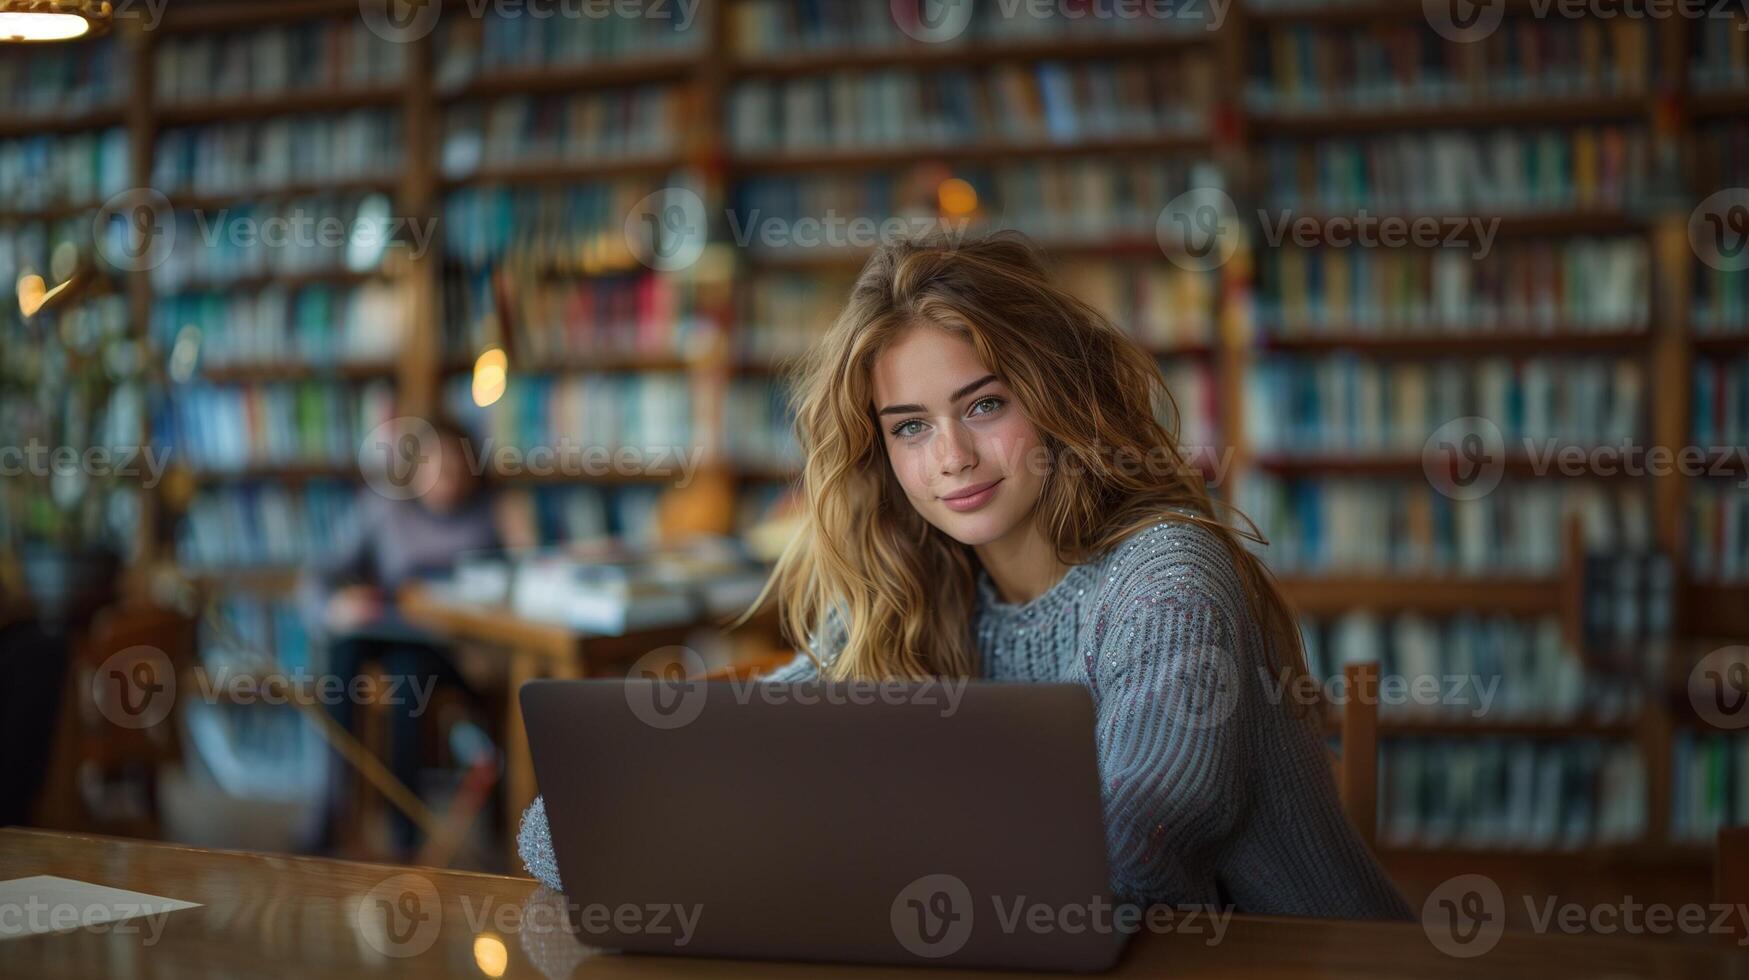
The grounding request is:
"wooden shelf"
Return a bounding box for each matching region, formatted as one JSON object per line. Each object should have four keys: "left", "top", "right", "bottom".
{"left": 158, "top": 267, "right": 385, "bottom": 296}
{"left": 745, "top": 233, "right": 1170, "bottom": 268}
{"left": 189, "top": 464, "right": 357, "bottom": 483}
{"left": 729, "top": 32, "right": 1212, "bottom": 78}
{"left": 441, "top": 155, "right": 686, "bottom": 186}
{"left": 1256, "top": 329, "right": 1651, "bottom": 357}
{"left": 187, "top": 567, "right": 300, "bottom": 594}
{"left": 1692, "top": 332, "right": 1749, "bottom": 353}
{"left": 1326, "top": 715, "right": 1638, "bottom": 738}
{"left": 1685, "top": 584, "right": 1749, "bottom": 640}
{"left": 1259, "top": 209, "right": 1645, "bottom": 240}
{"left": 1690, "top": 88, "right": 1749, "bottom": 119}
{"left": 157, "top": 87, "right": 404, "bottom": 127}
{"left": 198, "top": 362, "right": 398, "bottom": 383}
{"left": 1276, "top": 575, "right": 1564, "bottom": 615}
{"left": 1247, "top": 93, "right": 1647, "bottom": 134}
{"left": 168, "top": 178, "right": 399, "bottom": 212}
{"left": 0, "top": 106, "right": 124, "bottom": 139}
{"left": 728, "top": 133, "right": 1207, "bottom": 172}
{"left": 0, "top": 201, "right": 105, "bottom": 224}
{"left": 438, "top": 55, "right": 702, "bottom": 101}
{"left": 442, "top": 353, "right": 699, "bottom": 375}
{"left": 158, "top": 0, "right": 360, "bottom": 33}
{"left": 1376, "top": 844, "right": 1712, "bottom": 869}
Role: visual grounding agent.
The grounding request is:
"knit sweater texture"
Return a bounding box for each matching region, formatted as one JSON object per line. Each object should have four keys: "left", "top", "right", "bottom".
{"left": 515, "top": 518, "right": 1414, "bottom": 919}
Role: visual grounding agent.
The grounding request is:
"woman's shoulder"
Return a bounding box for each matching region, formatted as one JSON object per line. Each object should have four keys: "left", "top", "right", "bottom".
{"left": 1096, "top": 513, "right": 1249, "bottom": 612}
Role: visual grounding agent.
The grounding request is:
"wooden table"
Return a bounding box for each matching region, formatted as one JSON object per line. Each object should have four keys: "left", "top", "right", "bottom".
{"left": 3, "top": 830, "right": 1745, "bottom": 979}
{"left": 396, "top": 584, "right": 779, "bottom": 864}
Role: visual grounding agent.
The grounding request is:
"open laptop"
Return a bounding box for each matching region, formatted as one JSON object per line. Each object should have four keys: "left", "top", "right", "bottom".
{"left": 521, "top": 678, "right": 1128, "bottom": 972}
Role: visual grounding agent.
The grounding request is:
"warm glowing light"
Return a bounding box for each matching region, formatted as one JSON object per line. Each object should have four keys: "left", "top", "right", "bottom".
{"left": 17, "top": 274, "right": 46, "bottom": 317}
{"left": 0, "top": 11, "right": 90, "bottom": 40}
{"left": 471, "top": 347, "right": 508, "bottom": 408}
{"left": 472, "top": 934, "right": 508, "bottom": 978}
{"left": 938, "top": 177, "right": 978, "bottom": 216}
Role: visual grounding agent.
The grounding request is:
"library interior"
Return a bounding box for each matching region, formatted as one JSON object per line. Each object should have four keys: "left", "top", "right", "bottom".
{"left": 1, "top": 0, "right": 1748, "bottom": 976}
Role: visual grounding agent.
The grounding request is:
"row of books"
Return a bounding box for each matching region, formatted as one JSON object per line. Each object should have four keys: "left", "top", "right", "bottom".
{"left": 1300, "top": 613, "right": 1631, "bottom": 724}
{"left": 1692, "top": 14, "right": 1749, "bottom": 92}
{"left": 154, "top": 20, "right": 407, "bottom": 105}
{"left": 733, "top": 271, "right": 851, "bottom": 365}
{"left": 157, "top": 381, "right": 395, "bottom": 474}
{"left": 3, "top": 38, "right": 123, "bottom": 118}
{"left": 1244, "top": 356, "right": 1643, "bottom": 453}
{"left": 1246, "top": 19, "right": 1651, "bottom": 110}
{"left": 153, "top": 112, "right": 404, "bottom": 195}
{"left": 434, "top": 3, "right": 701, "bottom": 87}
{"left": 724, "top": 379, "right": 802, "bottom": 473}
{"left": 200, "top": 596, "right": 314, "bottom": 674}
{"left": 1158, "top": 362, "right": 1220, "bottom": 453}
{"left": 1692, "top": 269, "right": 1746, "bottom": 336}
{"left": 441, "top": 87, "right": 688, "bottom": 175}
{"left": 145, "top": 195, "right": 399, "bottom": 294}
{"left": 1671, "top": 730, "right": 1749, "bottom": 844}
{"left": 727, "top": 59, "right": 1212, "bottom": 154}
{"left": 152, "top": 283, "right": 408, "bottom": 373}
{"left": 1260, "top": 126, "right": 1650, "bottom": 214}
{"left": 1254, "top": 238, "right": 1651, "bottom": 332}
{"left": 1693, "top": 355, "right": 1749, "bottom": 449}
{"left": 449, "top": 268, "right": 700, "bottom": 367}
{"left": 730, "top": 0, "right": 1209, "bottom": 56}
{"left": 1063, "top": 260, "right": 1217, "bottom": 351}
{"left": 506, "top": 483, "right": 666, "bottom": 547}
{"left": 442, "top": 373, "right": 696, "bottom": 459}
{"left": 0, "top": 130, "right": 129, "bottom": 213}
{"left": 729, "top": 157, "right": 1223, "bottom": 252}
{"left": 1690, "top": 483, "right": 1748, "bottom": 584}
{"left": 442, "top": 181, "right": 687, "bottom": 270}
{"left": 176, "top": 481, "right": 352, "bottom": 571}
{"left": 1379, "top": 739, "right": 1646, "bottom": 850}
{"left": 1239, "top": 477, "right": 1651, "bottom": 575}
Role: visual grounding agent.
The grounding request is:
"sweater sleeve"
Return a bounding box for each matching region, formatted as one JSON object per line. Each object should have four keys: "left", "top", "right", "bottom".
{"left": 1089, "top": 527, "right": 1413, "bottom": 919}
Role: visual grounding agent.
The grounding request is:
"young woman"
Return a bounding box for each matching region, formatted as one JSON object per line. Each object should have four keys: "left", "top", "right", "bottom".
{"left": 517, "top": 232, "right": 1412, "bottom": 919}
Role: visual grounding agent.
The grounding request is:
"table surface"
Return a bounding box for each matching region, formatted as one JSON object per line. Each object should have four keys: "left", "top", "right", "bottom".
{"left": 2, "top": 829, "right": 1745, "bottom": 979}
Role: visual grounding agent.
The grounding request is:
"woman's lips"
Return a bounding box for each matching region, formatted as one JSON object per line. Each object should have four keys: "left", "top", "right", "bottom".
{"left": 940, "top": 478, "right": 1002, "bottom": 512}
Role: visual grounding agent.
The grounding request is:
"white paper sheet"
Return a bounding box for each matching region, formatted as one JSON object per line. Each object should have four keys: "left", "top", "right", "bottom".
{"left": 0, "top": 875, "right": 202, "bottom": 941}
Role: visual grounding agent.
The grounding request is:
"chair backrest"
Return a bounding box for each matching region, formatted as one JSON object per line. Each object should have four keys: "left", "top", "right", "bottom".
{"left": 1336, "top": 661, "right": 1379, "bottom": 849}
{"left": 1717, "top": 826, "right": 1749, "bottom": 944}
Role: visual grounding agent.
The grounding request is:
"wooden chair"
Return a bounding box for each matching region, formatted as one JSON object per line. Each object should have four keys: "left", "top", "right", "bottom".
{"left": 1716, "top": 827, "right": 1749, "bottom": 944}
{"left": 1336, "top": 661, "right": 1380, "bottom": 849}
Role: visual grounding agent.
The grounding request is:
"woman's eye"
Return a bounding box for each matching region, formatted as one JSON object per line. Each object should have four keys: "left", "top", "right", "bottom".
{"left": 891, "top": 419, "right": 925, "bottom": 438}
{"left": 970, "top": 396, "right": 1003, "bottom": 416}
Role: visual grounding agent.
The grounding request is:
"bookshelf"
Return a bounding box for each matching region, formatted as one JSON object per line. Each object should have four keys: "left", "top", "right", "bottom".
{"left": 2, "top": 0, "right": 1744, "bottom": 890}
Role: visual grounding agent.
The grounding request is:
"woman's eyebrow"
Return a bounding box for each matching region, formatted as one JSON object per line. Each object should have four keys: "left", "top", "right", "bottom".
{"left": 876, "top": 374, "right": 998, "bottom": 417}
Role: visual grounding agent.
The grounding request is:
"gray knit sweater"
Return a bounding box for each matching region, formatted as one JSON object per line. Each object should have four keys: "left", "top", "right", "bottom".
{"left": 515, "top": 518, "right": 1414, "bottom": 919}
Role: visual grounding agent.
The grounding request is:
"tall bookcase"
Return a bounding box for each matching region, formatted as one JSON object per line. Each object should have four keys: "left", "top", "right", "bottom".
{"left": 2, "top": 0, "right": 1744, "bottom": 901}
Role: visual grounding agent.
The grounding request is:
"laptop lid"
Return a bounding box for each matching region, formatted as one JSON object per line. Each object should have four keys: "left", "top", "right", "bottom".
{"left": 521, "top": 678, "right": 1126, "bottom": 972}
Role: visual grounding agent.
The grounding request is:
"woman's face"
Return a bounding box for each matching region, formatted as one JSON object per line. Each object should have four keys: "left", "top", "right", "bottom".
{"left": 870, "top": 325, "right": 1047, "bottom": 548}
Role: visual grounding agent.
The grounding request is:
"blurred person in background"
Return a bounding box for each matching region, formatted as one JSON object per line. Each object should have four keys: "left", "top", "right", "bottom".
{"left": 300, "top": 415, "right": 506, "bottom": 857}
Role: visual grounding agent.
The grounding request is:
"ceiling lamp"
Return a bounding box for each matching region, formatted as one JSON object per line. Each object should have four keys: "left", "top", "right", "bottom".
{"left": 0, "top": 1, "right": 112, "bottom": 43}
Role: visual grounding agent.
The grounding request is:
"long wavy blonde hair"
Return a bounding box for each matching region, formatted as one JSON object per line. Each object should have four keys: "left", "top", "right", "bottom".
{"left": 739, "top": 231, "right": 1306, "bottom": 687}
